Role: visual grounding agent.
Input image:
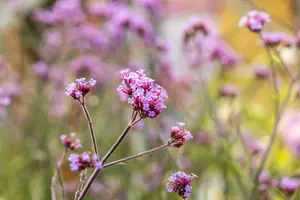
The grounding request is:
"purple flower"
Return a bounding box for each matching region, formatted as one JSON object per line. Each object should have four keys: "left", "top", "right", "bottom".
{"left": 254, "top": 64, "right": 271, "bottom": 79}
{"left": 219, "top": 84, "right": 239, "bottom": 98}
{"left": 32, "top": 61, "right": 48, "bottom": 78}
{"left": 60, "top": 132, "right": 82, "bottom": 150}
{"left": 65, "top": 78, "right": 97, "bottom": 100}
{"left": 261, "top": 32, "right": 283, "bottom": 47}
{"left": 68, "top": 152, "right": 101, "bottom": 171}
{"left": 239, "top": 10, "right": 270, "bottom": 32}
{"left": 259, "top": 171, "right": 271, "bottom": 184}
{"left": 183, "top": 16, "right": 215, "bottom": 42}
{"left": 169, "top": 122, "right": 193, "bottom": 148}
{"left": 166, "top": 171, "right": 197, "bottom": 198}
{"left": 279, "top": 177, "right": 300, "bottom": 194}
{"left": 117, "top": 69, "right": 168, "bottom": 118}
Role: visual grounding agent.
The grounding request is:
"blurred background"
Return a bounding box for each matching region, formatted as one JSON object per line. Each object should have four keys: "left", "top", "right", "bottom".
{"left": 1, "top": 0, "right": 300, "bottom": 199}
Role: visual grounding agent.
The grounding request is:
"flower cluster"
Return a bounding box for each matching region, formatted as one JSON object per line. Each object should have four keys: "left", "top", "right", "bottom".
{"left": 166, "top": 171, "right": 197, "bottom": 199}
{"left": 117, "top": 69, "right": 168, "bottom": 118}
{"left": 254, "top": 64, "right": 271, "bottom": 80}
{"left": 65, "top": 78, "right": 97, "bottom": 100}
{"left": 182, "top": 17, "right": 239, "bottom": 69}
{"left": 169, "top": 122, "right": 193, "bottom": 147}
{"left": 182, "top": 16, "right": 215, "bottom": 42}
{"left": 279, "top": 177, "right": 300, "bottom": 195}
{"left": 219, "top": 84, "right": 239, "bottom": 98}
{"left": 68, "top": 152, "right": 103, "bottom": 171}
{"left": 239, "top": 10, "right": 270, "bottom": 32}
{"left": 258, "top": 171, "right": 278, "bottom": 193}
{"left": 60, "top": 132, "right": 82, "bottom": 151}
{"left": 260, "top": 32, "right": 283, "bottom": 47}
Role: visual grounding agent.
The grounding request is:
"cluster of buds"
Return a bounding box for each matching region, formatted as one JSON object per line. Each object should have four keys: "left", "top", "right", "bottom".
{"left": 68, "top": 152, "right": 103, "bottom": 171}
{"left": 182, "top": 16, "right": 214, "bottom": 42}
{"left": 169, "top": 122, "right": 193, "bottom": 148}
{"left": 60, "top": 132, "right": 82, "bottom": 151}
{"left": 239, "top": 10, "right": 270, "bottom": 32}
{"left": 117, "top": 69, "right": 168, "bottom": 118}
{"left": 65, "top": 78, "right": 97, "bottom": 100}
{"left": 166, "top": 171, "right": 197, "bottom": 199}
{"left": 258, "top": 171, "right": 278, "bottom": 193}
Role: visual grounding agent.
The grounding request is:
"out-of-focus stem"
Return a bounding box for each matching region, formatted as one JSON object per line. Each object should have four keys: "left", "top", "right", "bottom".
{"left": 78, "top": 98, "right": 99, "bottom": 158}
{"left": 273, "top": 50, "right": 294, "bottom": 81}
{"left": 103, "top": 143, "right": 170, "bottom": 169}
{"left": 51, "top": 149, "right": 67, "bottom": 200}
{"left": 77, "top": 111, "right": 140, "bottom": 200}
{"left": 249, "top": 35, "right": 299, "bottom": 199}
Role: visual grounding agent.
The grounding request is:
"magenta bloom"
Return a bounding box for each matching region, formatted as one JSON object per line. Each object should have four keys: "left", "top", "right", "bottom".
{"left": 166, "top": 171, "right": 197, "bottom": 199}
{"left": 117, "top": 69, "right": 168, "bottom": 118}
{"left": 60, "top": 132, "right": 82, "bottom": 151}
{"left": 279, "top": 177, "right": 300, "bottom": 194}
{"left": 169, "top": 122, "right": 193, "bottom": 148}
{"left": 68, "top": 152, "right": 102, "bottom": 171}
{"left": 261, "top": 32, "right": 283, "bottom": 47}
{"left": 239, "top": 10, "right": 270, "bottom": 32}
{"left": 65, "top": 78, "right": 97, "bottom": 100}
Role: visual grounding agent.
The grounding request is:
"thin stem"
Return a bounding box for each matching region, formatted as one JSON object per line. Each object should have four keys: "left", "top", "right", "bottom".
{"left": 273, "top": 49, "right": 294, "bottom": 81}
{"left": 77, "top": 111, "right": 138, "bottom": 200}
{"left": 78, "top": 98, "right": 99, "bottom": 158}
{"left": 74, "top": 170, "right": 87, "bottom": 200}
{"left": 236, "top": 124, "right": 252, "bottom": 177}
{"left": 249, "top": 36, "right": 299, "bottom": 199}
{"left": 198, "top": 69, "right": 223, "bottom": 138}
{"left": 103, "top": 143, "right": 170, "bottom": 169}
{"left": 51, "top": 149, "right": 67, "bottom": 200}
{"left": 259, "top": 34, "right": 280, "bottom": 115}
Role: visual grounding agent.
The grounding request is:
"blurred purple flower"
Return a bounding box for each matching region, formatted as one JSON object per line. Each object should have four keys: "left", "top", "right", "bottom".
{"left": 32, "top": 61, "right": 48, "bottom": 79}
{"left": 239, "top": 10, "right": 270, "bottom": 32}
{"left": 254, "top": 64, "right": 271, "bottom": 80}
{"left": 219, "top": 84, "right": 239, "bottom": 98}
{"left": 260, "top": 32, "right": 283, "bottom": 47}
{"left": 279, "top": 177, "right": 300, "bottom": 194}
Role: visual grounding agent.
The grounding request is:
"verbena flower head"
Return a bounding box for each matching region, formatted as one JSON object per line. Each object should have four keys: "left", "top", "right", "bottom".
{"left": 261, "top": 32, "right": 283, "bottom": 47}
{"left": 166, "top": 171, "right": 197, "bottom": 199}
{"left": 281, "top": 33, "right": 296, "bottom": 47}
{"left": 239, "top": 10, "right": 270, "bottom": 32}
{"left": 169, "top": 122, "right": 193, "bottom": 147}
{"left": 279, "top": 177, "right": 300, "bottom": 195}
{"left": 259, "top": 171, "right": 271, "bottom": 184}
{"left": 60, "top": 132, "right": 82, "bottom": 150}
{"left": 182, "top": 16, "right": 215, "bottom": 42}
{"left": 68, "top": 152, "right": 102, "bottom": 171}
{"left": 254, "top": 64, "right": 271, "bottom": 79}
{"left": 65, "top": 78, "right": 97, "bottom": 100}
{"left": 117, "top": 69, "right": 168, "bottom": 118}
{"left": 219, "top": 84, "right": 239, "bottom": 98}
